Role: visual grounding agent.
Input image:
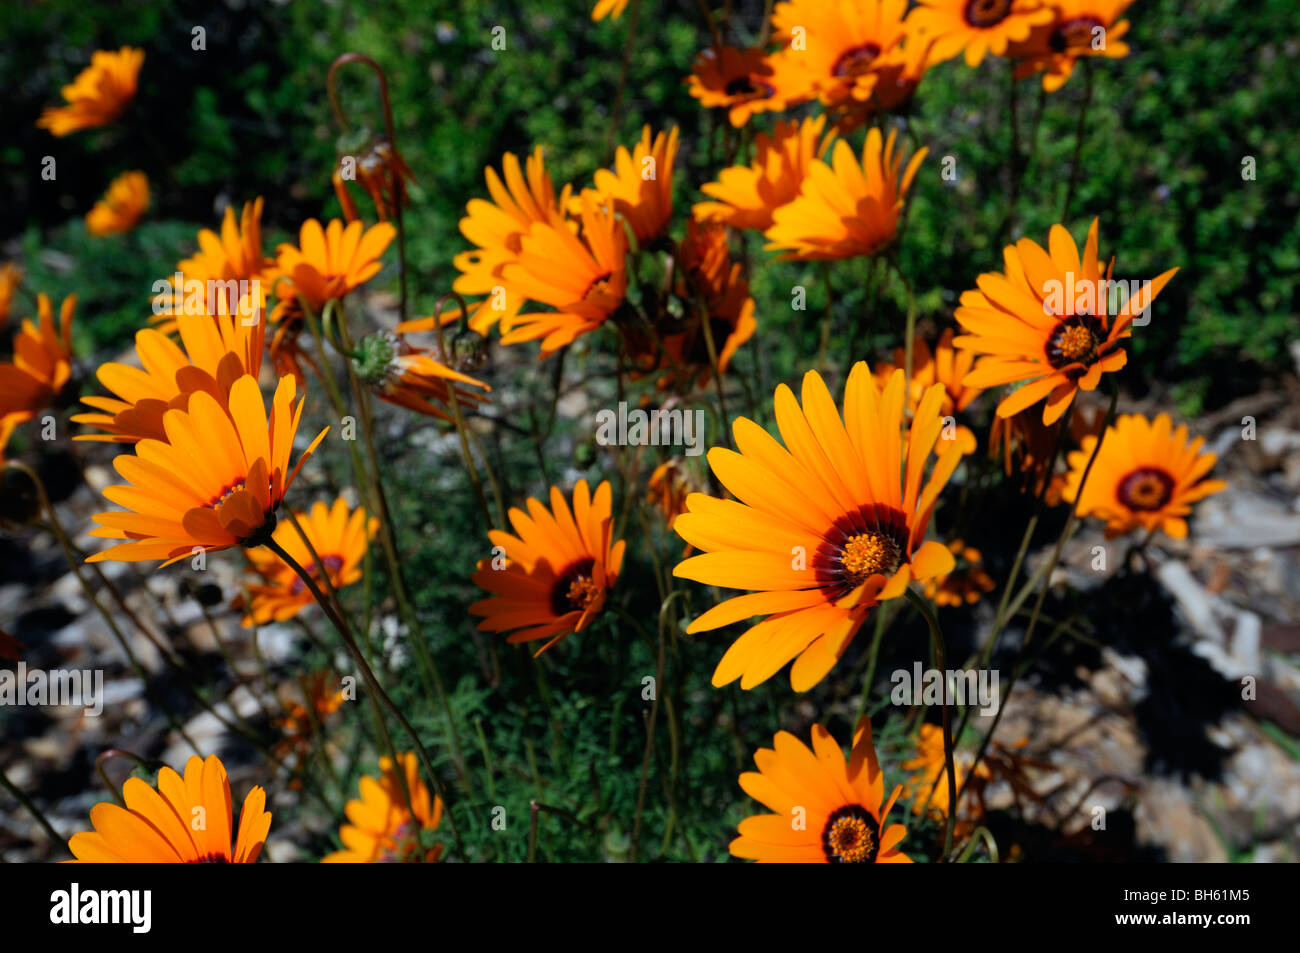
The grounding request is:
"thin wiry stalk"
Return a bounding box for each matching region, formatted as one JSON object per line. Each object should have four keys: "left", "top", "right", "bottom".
{"left": 319, "top": 297, "right": 475, "bottom": 794}
{"left": 959, "top": 381, "right": 1119, "bottom": 801}
{"left": 1061, "top": 60, "right": 1095, "bottom": 222}
{"left": 607, "top": 0, "right": 644, "bottom": 155}
{"left": 0, "top": 766, "right": 66, "bottom": 856}
{"left": 904, "top": 587, "right": 957, "bottom": 860}
{"left": 7, "top": 461, "right": 204, "bottom": 758}
{"left": 326, "top": 53, "right": 408, "bottom": 318}
{"left": 261, "top": 533, "right": 467, "bottom": 860}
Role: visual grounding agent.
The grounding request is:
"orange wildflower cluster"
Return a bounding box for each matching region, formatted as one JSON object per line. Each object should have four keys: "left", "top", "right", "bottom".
{"left": 8, "top": 0, "right": 1229, "bottom": 871}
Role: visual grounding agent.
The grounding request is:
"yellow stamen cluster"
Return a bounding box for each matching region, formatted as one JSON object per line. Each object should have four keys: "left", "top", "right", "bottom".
{"left": 1056, "top": 324, "right": 1097, "bottom": 363}
{"left": 841, "top": 532, "right": 902, "bottom": 585}
{"left": 566, "top": 574, "right": 600, "bottom": 611}
{"left": 826, "top": 814, "right": 875, "bottom": 863}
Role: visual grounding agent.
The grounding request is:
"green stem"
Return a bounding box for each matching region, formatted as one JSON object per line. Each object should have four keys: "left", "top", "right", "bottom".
{"left": 959, "top": 380, "right": 1118, "bottom": 801}
{"left": 8, "top": 462, "right": 204, "bottom": 758}
{"left": 333, "top": 298, "right": 476, "bottom": 794}
{"left": 1061, "top": 60, "right": 1095, "bottom": 222}
{"left": 816, "top": 263, "right": 834, "bottom": 371}
{"left": 0, "top": 766, "right": 66, "bottom": 855}
{"left": 904, "top": 587, "right": 956, "bottom": 861}
{"left": 261, "top": 534, "right": 467, "bottom": 860}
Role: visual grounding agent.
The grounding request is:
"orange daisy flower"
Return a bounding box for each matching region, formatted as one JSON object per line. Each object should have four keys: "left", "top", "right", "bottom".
{"left": 906, "top": 0, "right": 1055, "bottom": 68}
{"left": 953, "top": 218, "right": 1178, "bottom": 425}
{"left": 1063, "top": 412, "right": 1227, "bottom": 540}
{"left": 686, "top": 46, "right": 784, "bottom": 127}
{"left": 580, "top": 125, "right": 679, "bottom": 245}
{"left": 426, "top": 147, "right": 572, "bottom": 337}
{"left": 85, "top": 170, "right": 149, "bottom": 236}
{"left": 673, "top": 367, "right": 961, "bottom": 692}
{"left": 239, "top": 497, "right": 378, "bottom": 626}
{"left": 470, "top": 479, "right": 626, "bottom": 655}
{"left": 0, "top": 293, "right": 75, "bottom": 428}
{"left": 694, "top": 116, "right": 836, "bottom": 233}
{"left": 351, "top": 328, "right": 490, "bottom": 422}
{"left": 767, "top": 0, "right": 910, "bottom": 111}
{"left": 322, "top": 752, "right": 444, "bottom": 863}
{"left": 268, "top": 218, "right": 395, "bottom": 383}
{"left": 37, "top": 46, "right": 143, "bottom": 137}
{"left": 497, "top": 195, "right": 629, "bottom": 355}
{"left": 66, "top": 754, "right": 271, "bottom": 863}
{"left": 73, "top": 310, "right": 265, "bottom": 444}
{"left": 87, "top": 374, "right": 328, "bottom": 565}
{"left": 872, "top": 330, "right": 982, "bottom": 453}
{"left": 922, "top": 539, "right": 997, "bottom": 606}
{"left": 1009, "top": 0, "right": 1134, "bottom": 92}
{"left": 152, "top": 198, "right": 274, "bottom": 332}
{"left": 830, "top": 32, "right": 933, "bottom": 129}
{"left": 273, "top": 218, "right": 396, "bottom": 317}
{"left": 764, "top": 127, "right": 926, "bottom": 261}
{"left": 731, "top": 716, "right": 912, "bottom": 863}
{"left": 0, "top": 262, "right": 22, "bottom": 331}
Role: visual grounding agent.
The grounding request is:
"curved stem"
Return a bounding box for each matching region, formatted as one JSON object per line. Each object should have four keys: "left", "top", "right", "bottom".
{"left": 326, "top": 52, "right": 407, "bottom": 318}
{"left": 0, "top": 766, "right": 66, "bottom": 855}
{"left": 954, "top": 825, "right": 999, "bottom": 864}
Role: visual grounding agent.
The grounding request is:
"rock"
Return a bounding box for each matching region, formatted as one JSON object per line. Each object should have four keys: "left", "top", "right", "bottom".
{"left": 1134, "top": 779, "right": 1228, "bottom": 862}
{"left": 1154, "top": 559, "right": 1220, "bottom": 640}
{"left": 1197, "top": 490, "right": 1300, "bottom": 549}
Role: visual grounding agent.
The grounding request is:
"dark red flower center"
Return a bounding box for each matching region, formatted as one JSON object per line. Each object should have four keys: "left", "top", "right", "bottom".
{"left": 206, "top": 479, "right": 247, "bottom": 509}
{"left": 1116, "top": 467, "right": 1174, "bottom": 512}
{"left": 583, "top": 271, "right": 615, "bottom": 301}
{"left": 832, "top": 44, "right": 882, "bottom": 79}
{"left": 965, "top": 0, "right": 1012, "bottom": 28}
{"left": 550, "top": 557, "right": 599, "bottom": 616}
{"left": 376, "top": 819, "right": 423, "bottom": 863}
{"left": 1046, "top": 314, "right": 1106, "bottom": 369}
{"left": 815, "top": 505, "right": 909, "bottom": 597}
{"left": 724, "top": 76, "right": 775, "bottom": 101}
{"left": 822, "top": 804, "right": 879, "bottom": 863}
